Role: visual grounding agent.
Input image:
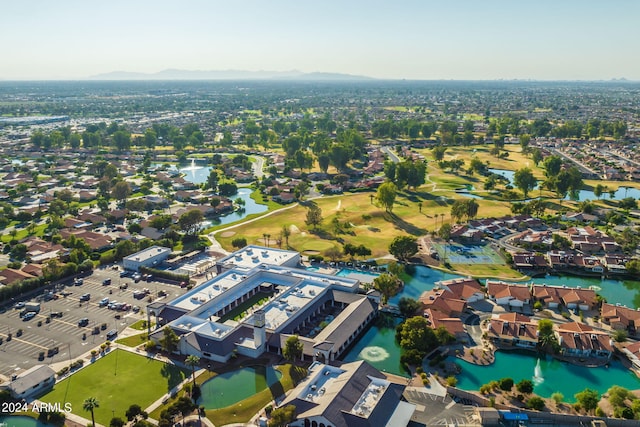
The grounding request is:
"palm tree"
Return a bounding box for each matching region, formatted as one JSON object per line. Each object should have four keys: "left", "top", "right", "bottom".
{"left": 83, "top": 397, "right": 99, "bottom": 427}
{"left": 185, "top": 355, "right": 200, "bottom": 388}
{"left": 282, "top": 225, "right": 291, "bottom": 248}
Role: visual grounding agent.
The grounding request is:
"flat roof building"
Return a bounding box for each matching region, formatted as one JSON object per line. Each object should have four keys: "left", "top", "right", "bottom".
{"left": 123, "top": 245, "right": 172, "bottom": 271}
{"left": 0, "top": 365, "right": 55, "bottom": 399}
{"left": 215, "top": 245, "right": 300, "bottom": 273}
{"left": 148, "top": 247, "right": 378, "bottom": 363}
{"left": 279, "top": 360, "right": 415, "bottom": 427}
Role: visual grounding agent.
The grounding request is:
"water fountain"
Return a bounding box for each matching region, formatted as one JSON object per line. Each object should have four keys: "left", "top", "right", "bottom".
{"left": 358, "top": 346, "right": 390, "bottom": 363}
{"left": 533, "top": 358, "right": 544, "bottom": 385}
{"left": 180, "top": 158, "right": 203, "bottom": 180}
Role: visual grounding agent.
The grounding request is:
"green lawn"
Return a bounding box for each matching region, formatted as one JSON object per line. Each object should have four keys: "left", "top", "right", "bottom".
{"left": 129, "top": 320, "right": 154, "bottom": 331}
{"left": 40, "top": 350, "right": 188, "bottom": 426}
{"left": 115, "top": 332, "right": 148, "bottom": 347}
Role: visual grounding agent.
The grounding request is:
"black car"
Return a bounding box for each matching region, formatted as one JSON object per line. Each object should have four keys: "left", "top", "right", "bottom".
{"left": 78, "top": 318, "right": 89, "bottom": 327}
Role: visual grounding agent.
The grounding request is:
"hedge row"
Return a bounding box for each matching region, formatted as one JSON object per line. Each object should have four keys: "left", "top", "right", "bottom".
{"left": 139, "top": 266, "right": 189, "bottom": 283}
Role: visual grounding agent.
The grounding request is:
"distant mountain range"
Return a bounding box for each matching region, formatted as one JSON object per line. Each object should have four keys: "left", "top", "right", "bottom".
{"left": 88, "top": 69, "right": 373, "bottom": 81}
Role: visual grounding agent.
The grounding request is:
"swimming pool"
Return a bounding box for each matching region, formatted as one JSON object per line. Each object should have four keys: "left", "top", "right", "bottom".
{"left": 336, "top": 268, "right": 380, "bottom": 277}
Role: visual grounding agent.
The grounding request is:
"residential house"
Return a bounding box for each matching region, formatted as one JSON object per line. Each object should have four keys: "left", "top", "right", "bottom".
{"left": 601, "top": 303, "right": 640, "bottom": 335}
{"left": 0, "top": 269, "right": 35, "bottom": 286}
{"left": 436, "top": 278, "right": 485, "bottom": 303}
{"left": 622, "top": 341, "right": 640, "bottom": 370}
{"left": 486, "top": 281, "right": 531, "bottom": 309}
{"left": 532, "top": 285, "right": 597, "bottom": 311}
{"left": 487, "top": 312, "right": 538, "bottom": 349}
{"left": 555, "top": 322, "right": 613, "bottom": 359}
{"left": 512, "top": 253, "right": 548, "bottom": 272}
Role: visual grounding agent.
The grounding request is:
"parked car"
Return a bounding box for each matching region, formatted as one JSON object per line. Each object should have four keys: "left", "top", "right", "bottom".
{"left": 78, "top": 318, "right": 89, "bottom": 327}
{"left": 22, "top": 312, "right": 36, "bottom": 321}
{"left": 102, "top": 278, "right": 112, "bottom": 286}
{"left": 14, "top": 302, "right": 25, "bottom": 309}
{"left": 74, "top": 278, "right": 83, "bottom": 286}
{"left": 79, "top": 293, "right": 91, "bottom": 302}
{"left": 98, "top": 298, "right": 109, "bottom": 307}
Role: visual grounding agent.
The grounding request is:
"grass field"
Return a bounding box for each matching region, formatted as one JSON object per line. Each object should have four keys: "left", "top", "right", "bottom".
{"left": 40, "top": 350, "right": 188, "bottom": 426}
{"left": 115, "top": 332, "right": 148, "bottom": 347}
{"left": 216, "top": 189, "right": 513, "bottom": 260}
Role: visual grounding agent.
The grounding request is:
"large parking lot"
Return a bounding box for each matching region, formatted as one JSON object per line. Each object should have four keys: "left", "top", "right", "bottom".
{"left": 0, "top": 266, "right": 188, "bottom": 380}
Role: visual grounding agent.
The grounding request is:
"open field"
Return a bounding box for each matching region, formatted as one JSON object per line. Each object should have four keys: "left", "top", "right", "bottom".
{"left": 40, "top": 350, "right": 188, "bottom": 426}
{"left": 216, "top": 190, "right": 513, "bottom": 259}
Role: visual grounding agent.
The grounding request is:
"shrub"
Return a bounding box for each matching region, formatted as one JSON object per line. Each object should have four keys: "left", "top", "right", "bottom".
{"left": 499, "top": 377, "right": 514, "bottom": 391}
{"left": 446, "top": 376, "right": 458, "bottom": 387}
{"left": 526, "top": 396, "right": 545, "bottom": 411}
{"left": 551, "top": 392, "right": 564, "bottom": 404}
{"left": 516, "top": 379, "right": 534, "bottom": 394}
{"left": 416, "top": 366, "right": 424, "bottom": 374}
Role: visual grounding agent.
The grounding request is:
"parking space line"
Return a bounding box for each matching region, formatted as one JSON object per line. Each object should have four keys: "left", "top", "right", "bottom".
{"left": 1, "top": 336, "right": 48, "bottom": 350}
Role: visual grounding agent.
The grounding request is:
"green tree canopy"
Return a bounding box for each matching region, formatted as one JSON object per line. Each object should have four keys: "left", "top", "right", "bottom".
{"left": 513, "top": 167, "right": 537, "bottom": 199}
{"left": 283, "top": 335, "right": 303, "bottom": 362}
{"left": 389, "top": 236, "right": 418, "bottom": 261}
{"left": 373, "top": 273, "right": 402, "bottom": 304}
{"left": 305, "top": 204, "right": 323, "bottom": 229}
{"left": 178, "top": 209, "right": 204, "bottom": 236}
{"left": 574, "top": 388, "right": 599, "bottom": 413}
{"left": 376, "top": 182, "right": 397, "bottom": 212}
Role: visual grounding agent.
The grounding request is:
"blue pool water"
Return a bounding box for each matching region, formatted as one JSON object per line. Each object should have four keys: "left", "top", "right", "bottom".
{"left": 336, "top": 268, "right": 380, "bottom": 277}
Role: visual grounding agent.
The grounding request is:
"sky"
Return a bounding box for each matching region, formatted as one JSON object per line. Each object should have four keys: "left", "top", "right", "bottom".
{"left": 2, "top": 0, "right": 639, "bottom": 81}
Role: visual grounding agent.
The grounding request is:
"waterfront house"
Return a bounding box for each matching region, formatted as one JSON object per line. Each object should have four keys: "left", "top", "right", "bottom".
{"left": 555, "top": 322, "right": 613, "bottom": 359}
{"left": 486, "top": 281, "right": 531, "bottom": 309}
{"left": 601, "top": 303, "right": 640, "bottom": 335}
{"left": 487, "top": 312, "right": 538, "bottom": 349}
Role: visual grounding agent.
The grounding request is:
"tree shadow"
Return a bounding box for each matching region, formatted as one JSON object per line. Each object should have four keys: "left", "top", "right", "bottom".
{"left": 161, "top": 361, "right": 188, "bottom": 391}
{"left": 309, "top": 228, "right": 335, "bottom": 240}
{"left": 386, "top": 212, "right": 428, "bottom": 236}
{"left": 268, "top": 379, "right": 284, "bottom": 399}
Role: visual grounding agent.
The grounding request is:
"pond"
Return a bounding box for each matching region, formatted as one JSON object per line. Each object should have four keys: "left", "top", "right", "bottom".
{"left": 0, "top": 416, "right": 52, "bottom": 427}
{"left": 487, "top": 168, "right": 640, "bottom": 201}
{"left": 200, "top": 188, "right": 267, "bottom": 227}
{"left": 488, "top": 168, "right": 541, "bottom": 189}
{"left": 198, "top": 365, "right": 282, "bottom": 409}
{"left": 342, "top": 317, "right": 406, "bottom": 376}
{"left": 564, "top": 186, "right": 640, "bottom": 201}
{"left": 449, "top": 351, "right": 640, "bottom": 401}
{"left": 178, "top": 160, "right": 212, "bottom": 185}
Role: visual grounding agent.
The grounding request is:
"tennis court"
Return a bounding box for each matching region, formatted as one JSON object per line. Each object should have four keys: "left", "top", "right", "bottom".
{"left": 431, "top": 242, "right": 503, "bottom": 265}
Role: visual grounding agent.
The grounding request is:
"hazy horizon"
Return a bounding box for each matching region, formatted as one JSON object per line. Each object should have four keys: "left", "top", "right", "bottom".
{"left": 2, "top": 0, "right": 639, "bottom": 81}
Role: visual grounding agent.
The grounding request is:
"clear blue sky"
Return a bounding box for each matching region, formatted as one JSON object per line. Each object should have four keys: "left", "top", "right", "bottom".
{"left": 2, "top": 0, "right": 638, "bottom": 80}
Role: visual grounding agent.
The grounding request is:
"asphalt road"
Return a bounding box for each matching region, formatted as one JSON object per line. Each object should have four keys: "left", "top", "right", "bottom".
{"left": 0, "top": 266, "right": 188, "bottom": 380}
